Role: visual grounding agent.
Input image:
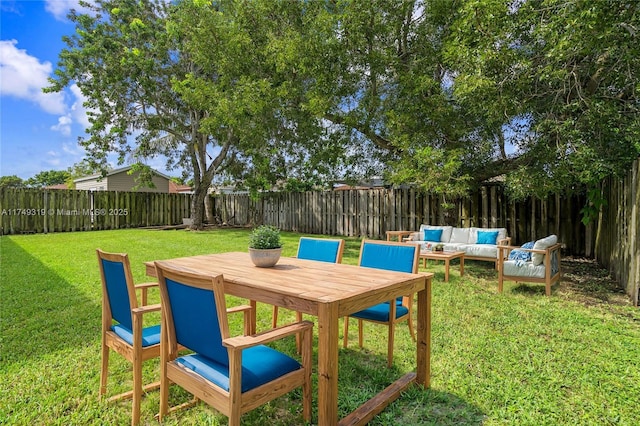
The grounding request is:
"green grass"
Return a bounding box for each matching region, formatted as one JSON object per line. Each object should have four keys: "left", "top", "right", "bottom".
{"left": 1, "top": 228, "right": 639, "bottom": 425}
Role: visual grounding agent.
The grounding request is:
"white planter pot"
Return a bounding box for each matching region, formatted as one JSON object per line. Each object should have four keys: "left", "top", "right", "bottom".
{"left": 248, "top": 247, "right": 282, "bottom": 268}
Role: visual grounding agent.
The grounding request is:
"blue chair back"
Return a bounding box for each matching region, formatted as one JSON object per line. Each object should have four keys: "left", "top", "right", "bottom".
{"left": 359, "top": 241, "right": 417, "bottom": 274}
{"left": 164, "top": 277, "right": 228, "bottom": 367}
{"left": 101, "top": 258, "right": 133, "bottom": 330}
{"left": 297, "top": 237, "right": 343, "bottom": 263}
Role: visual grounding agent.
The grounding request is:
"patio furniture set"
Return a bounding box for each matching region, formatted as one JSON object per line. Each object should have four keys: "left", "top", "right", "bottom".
{"left": 387, "top": 224, "right": 562, "bottom": 294}
{"left": 98, "top": 239, "right": 431, "bottom": 426}
{"left": 96, "top": 225, "right": 561, "bottom": 426}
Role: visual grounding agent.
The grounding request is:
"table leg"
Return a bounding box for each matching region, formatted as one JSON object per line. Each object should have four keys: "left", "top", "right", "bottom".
{"left": 460, "top": 256, "right": 464, "bottom": 277}
{"left": 415, "top": 277, "right": 431, "bottom": 388}
{"left": 317, "top": 302, "right": 339, "bottom": 426}
{"left": 444, "top": 259, "right": 450, "bottom": 282}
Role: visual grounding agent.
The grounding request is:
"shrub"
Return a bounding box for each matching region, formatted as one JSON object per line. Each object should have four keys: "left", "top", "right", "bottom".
{"left": 248, "top": 225, "right": 282, "bottom": 249}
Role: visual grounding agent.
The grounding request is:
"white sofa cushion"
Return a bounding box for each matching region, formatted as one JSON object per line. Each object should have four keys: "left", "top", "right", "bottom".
{"left": 469, "top": 227, "right": 507, "bottom": 244}
{"left": 443, "top": 243, "right": 465, "bottom": 252}
{"left": 464, "top": 244, "right": 499, "bottom": 259}
{"left": 532, "top": 235, "right": 558, "bottom": 266}
{"left": 419, "top": 225, "right": 453, "bottom": 243}
{"left": 449, "top": 227, "right": 471, "bottom": 244}
{"left": 502, "top": 260, "right": 546, "bottom": 278}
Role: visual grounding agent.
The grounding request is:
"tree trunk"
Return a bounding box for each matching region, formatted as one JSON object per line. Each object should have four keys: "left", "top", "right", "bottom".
{"left": 190, "top": 185, "right": 207, "bottom": 230}
{"left": 205, "top": 194, "right": 215, "bottom": 224}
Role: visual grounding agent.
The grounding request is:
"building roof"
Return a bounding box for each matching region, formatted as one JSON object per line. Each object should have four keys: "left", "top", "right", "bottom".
{"left": 74, "top": 165, "right": 172, "bottom": 183}
{"left": 169, "top": 181, "right": 192, "bottom": 193}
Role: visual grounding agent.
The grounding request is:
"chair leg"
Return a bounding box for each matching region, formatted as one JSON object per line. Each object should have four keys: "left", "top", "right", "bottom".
{"left": 545, "top": 277, "right": 551, "bottom": 296}
{"left": 357, "top": 319, "right": 364, "bottom": 348}
{"left": 387, "top": 322, "right": 395, "bottom": 368}
{"left": 99, "top": 341, "right": 109, "bottom": 396}
{"left": 301, "top": 327, "right": 312, "bottom": 422}
{"left": 132, "top": 353, "right": 142, "bottom": 425}
{"left": 407, "top": 311, "right": 416, "bottom": 342}
{"left": 343, "top": 317, "right": 349, "bottom": 348}
{"left": 295, "top": 311, "right": 303, "bottom": 354}
{"left": 271, "top": 305, "right": 279, "bottom": 329}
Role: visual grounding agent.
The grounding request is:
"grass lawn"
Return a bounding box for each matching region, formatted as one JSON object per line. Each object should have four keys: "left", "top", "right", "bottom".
{"left": 1, "top": 228, "right": 639, "bottom": 425}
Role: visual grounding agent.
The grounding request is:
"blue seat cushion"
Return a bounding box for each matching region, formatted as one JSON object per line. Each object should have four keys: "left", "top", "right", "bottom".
{"left": 111, "top": 324, "right": 161, "bottom": 347}
{"left": 175, "top": 345, "right": 301, "bottom": 392}
{"left": 350, "top": 302, "right": 409, "bottom": 322}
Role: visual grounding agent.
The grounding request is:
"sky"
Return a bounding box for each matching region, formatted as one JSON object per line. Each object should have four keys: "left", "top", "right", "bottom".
{"left": 0, "top": 0, "right": 170, "bottom": 180}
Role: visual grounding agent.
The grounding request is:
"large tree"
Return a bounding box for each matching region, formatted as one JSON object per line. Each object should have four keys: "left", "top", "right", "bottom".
{"left": 436, "top": 0, "right": 640, "bottom": 198}
{"left": 47, "top": 0, "right": 219, "bottom": 227}
{"left": 263, "top": 0, "right": 639, "bottom": 202}
{"left": 47, "top": 0, "right": 294, "bottom": 228}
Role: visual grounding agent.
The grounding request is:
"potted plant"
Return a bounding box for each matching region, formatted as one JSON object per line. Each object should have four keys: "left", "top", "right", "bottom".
{"left": 248, "top": 225, "right": 283, "bottom": 267}
{"left": 434, "top": 243, "right": 444, "bottom": 252}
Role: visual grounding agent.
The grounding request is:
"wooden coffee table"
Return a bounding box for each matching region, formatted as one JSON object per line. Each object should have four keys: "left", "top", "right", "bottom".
{"left": 385, "top": 230, "right": 414, "bottom": 242}
{"left": 420, "top": 250, "right": 465, "bottom": 282}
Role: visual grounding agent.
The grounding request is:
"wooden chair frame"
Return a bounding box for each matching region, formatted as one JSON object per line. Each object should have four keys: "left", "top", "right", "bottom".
{"left": 97, "top": 249, "right": 161, "bottom": 426}
{"left": 343, "top": 240, "right": 420, "bottom": 367}
{"left": 497, "top": 243, "right": 562, "bottom": 296}
{"left": 154, "top": 261, "right": 313, "bottom": 426}
{"left": 272, "top": 237, "right": 345, "bottom": 329}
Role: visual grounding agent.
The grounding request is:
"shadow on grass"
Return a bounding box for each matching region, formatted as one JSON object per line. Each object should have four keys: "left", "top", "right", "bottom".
{"left": 266, "top": 327, "right": 485, "bottom": 425}
{"left": 0, "top": 237, "right": 100, "bottom": 365}
{"left": 336, "top": 348, "right": 486, "bottom": 425}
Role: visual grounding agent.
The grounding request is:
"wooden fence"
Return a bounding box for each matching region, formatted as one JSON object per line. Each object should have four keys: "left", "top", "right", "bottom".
{"left": 594, "top": 158, "right": 640, "bottom": 306}
{"left": 3, "top": 170, "right": 637, "bottom": 305}
{"left": 0, "top": 188, "right": 191, "bottom": 234}
{"left": 214, "top": 187, "right": 591, "bottom": 255}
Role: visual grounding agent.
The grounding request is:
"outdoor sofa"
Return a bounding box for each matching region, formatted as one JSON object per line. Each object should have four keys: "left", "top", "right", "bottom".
{"left": 405, "top": 224, "right": 511, "bottom": 268}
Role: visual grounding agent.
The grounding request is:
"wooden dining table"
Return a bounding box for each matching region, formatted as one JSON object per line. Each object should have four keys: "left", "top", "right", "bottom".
{"left": 145, "top": 251, "right": 432, "bottom": 426}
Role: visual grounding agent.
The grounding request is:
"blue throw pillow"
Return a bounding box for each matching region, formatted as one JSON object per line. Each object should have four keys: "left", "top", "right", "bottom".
{"left": 423, "top": 229, "right": 443, "bottom": 242}
{"left": 477, "top": 230, "right": 499, "bottom": 245}
{"left": 508, "top": 241, "right": 535, "bottom": 262}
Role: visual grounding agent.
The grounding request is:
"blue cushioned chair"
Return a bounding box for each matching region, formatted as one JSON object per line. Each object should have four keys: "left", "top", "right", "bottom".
{"left": 271, "top": 237, "right": 345, "bottom": 328}
{"left": 154, "top": 261, "right": 313, "bottom": 426}
{"left": 97, "top": 249, "right": 162, "bottom": 426}
{"left": 343, "top": 240, "right": 419, "bottom": 367}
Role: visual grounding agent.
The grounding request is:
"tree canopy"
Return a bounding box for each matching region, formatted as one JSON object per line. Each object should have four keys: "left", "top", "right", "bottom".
{"left": 46, "top": 0, "right": 639, "bottom": 226}
{"left": 25, "top": 170, "right": 71, "bottom": 188}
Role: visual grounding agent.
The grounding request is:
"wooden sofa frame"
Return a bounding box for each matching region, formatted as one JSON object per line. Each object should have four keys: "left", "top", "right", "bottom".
{"left": 497, "top": 243, "right": 562, "bottom": 296}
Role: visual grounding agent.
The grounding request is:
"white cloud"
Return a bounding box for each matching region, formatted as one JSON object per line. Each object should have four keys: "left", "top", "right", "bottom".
{"left": 46, "top": 150, "right": 62, "bottom": 167}
{"left": 45, "top": 0, "right": 95, "bottom": 21}
{"left": 62, "top": 142, "right": 85, "bottom": 156}
{"left": 0, "top": 42, "right": 92, "bottom": 136}
{"left": 0, "top": 39, "right": 67, "bottom": 114}
{"left": 69, "top": 83, "right": 92, "bottom": 129}
{"left": 51, "top": 115, "right": 73, "bottom": 136}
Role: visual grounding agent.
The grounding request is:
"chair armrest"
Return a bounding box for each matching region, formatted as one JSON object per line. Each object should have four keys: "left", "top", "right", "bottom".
{"left": 226, "top": 304, "right": 253, "bottom": 335}
{"left": 223, "top": 320, "right": 314, "bottom": 350}
{"left": 498, "top": 237, "right": 511, "bottom": 246}
{"left": 135, "top": 281, "right": 158, "bottom": 306}
{"left": 135, "top": 282, "right": 158, "bottom": 290}
{"left": 131, "top": 303, "right": 161, "bottom": 316}
{"left": 226, "top": 304, "right": 252, "bottom": 314}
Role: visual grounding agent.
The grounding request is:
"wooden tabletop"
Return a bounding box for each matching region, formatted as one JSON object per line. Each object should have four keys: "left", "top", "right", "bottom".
{"left": 419, "top": 250, "right": 465, "bottom": 259}
{"left": 146, "top": 251, "right": 427, "bottom": 317}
